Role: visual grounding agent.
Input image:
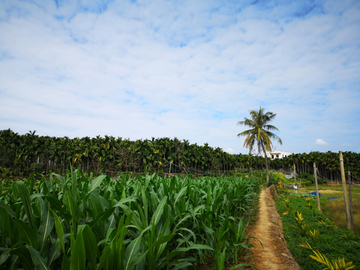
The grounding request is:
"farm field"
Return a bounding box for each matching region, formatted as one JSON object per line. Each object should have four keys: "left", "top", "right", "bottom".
{"left": 276, "top": 184, "right": 360, "bottom": 270}
{"left": 0, "top": 170, "right": 261, "bottom": 270}
{"left": 286, "top": 184, "right": 360, "bottom": 232}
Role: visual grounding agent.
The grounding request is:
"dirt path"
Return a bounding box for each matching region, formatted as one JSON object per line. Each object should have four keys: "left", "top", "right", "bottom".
{"left": 245, "top": 189, "right": 300, "bottom": 270}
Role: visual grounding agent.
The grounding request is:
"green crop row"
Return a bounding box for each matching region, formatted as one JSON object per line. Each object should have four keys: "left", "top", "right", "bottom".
{"left": 0, "top": 169, "right": 260, "bottom": 270}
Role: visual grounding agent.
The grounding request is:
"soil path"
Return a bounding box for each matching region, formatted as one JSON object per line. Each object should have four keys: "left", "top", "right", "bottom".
{"left": 245, "top": 189, "right": 300, "bottom": 270}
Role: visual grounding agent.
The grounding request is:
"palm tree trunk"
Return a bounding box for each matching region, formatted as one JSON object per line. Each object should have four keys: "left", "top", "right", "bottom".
{"left": 261, "top": 143, "right": 269, "bottom": 184}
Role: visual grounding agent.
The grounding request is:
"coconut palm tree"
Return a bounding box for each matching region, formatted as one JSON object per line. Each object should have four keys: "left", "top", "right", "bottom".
{"left": 237, "top": 107, "right": 282, "bottom": 184}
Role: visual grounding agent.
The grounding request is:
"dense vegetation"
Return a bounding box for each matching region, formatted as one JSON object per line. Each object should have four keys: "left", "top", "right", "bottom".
{"left": 1, "top": 129, "right": 359, "bottom": 179}
{"left": 0, "top": 129, "right": 264, "bottom": 176}
{"left": 0, "top": 169, "right": 261, "bottom": 269}
{"left": 276, "top": 193, "right": 360, "bottom": 269}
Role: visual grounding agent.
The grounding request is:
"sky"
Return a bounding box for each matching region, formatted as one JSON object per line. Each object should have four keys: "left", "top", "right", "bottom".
{"left": 1, "top": 0, "right": 360, "bottom": 155}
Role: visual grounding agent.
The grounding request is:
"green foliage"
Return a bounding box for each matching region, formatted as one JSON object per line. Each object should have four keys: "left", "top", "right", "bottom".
{"left": 292, "top": 211, "right": 312, "bottom": 236}
{"left": 30, "top": 162, "right": 44, "bottom": 173}
{"left": 270, "top": 171, "right": 287, "bottom": 183}
{"left": 301, "top": 172, "right": 314, "bottom": 182}
{"left": 0, "top": 170, "right": 261, "bottom": 269}
{"left": 276, "top": 195, "right": 360, "bottom": 270}
{"left": 301, "top": 172, "right": 328, "bottom": 185}
{"left": 299, "top": 241, "right": 356, "bottom": 270}
{"left": 0, "top": 129, "right": 269, "bottom": 177}
{"left": 2, "top": 129, "right": 360, "bottom": 180}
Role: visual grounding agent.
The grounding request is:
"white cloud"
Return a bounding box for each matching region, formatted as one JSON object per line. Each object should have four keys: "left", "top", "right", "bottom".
{"left": 0, "top": 0, "right": 360, "bottom": 154}
{"left": 315, "top": 139, "right": 328, "bottom": 146}
{"left": 224, "top": 148, "right": 236, "bottom": 154}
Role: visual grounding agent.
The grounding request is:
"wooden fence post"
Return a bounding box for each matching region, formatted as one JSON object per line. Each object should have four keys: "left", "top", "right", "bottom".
{"left": 348, "top": 171, "right": 354, "bottom": 231}
{"left": 313, "top": 162, "right": 321, "bottom": 211}
{"left": 339, "top": 151, "right": 351, "bottom": 230}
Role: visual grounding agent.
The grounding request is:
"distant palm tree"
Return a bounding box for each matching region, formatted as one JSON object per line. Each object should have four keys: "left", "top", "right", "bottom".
{"left": 237, "top": 107, "right": 282, "bottom": 184}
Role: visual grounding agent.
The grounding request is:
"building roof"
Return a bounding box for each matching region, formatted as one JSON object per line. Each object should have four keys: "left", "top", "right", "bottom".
{"left": 268, "top": 150, "right": 291, "bottom": 154}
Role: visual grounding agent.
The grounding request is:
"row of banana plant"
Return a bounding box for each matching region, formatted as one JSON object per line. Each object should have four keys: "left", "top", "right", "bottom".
{"left": 0, "top": 169, "right": 261, "bottom": 269}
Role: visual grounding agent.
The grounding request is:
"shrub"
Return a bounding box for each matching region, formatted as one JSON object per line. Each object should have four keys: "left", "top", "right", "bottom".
{"left": 301, "top": 172, "right": 327, "bottom": 184}
{"left": 301, "top": 172, "right": 314, "bottom": 182}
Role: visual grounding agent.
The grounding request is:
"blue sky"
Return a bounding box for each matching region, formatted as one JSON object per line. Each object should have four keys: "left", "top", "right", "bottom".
{"left": 1, "top": 0, "right": 359, "bottom": 154}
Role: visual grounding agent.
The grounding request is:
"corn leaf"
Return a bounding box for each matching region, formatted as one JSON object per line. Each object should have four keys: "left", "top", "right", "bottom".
{"left": 47, "top": 239, "right": 61, "bottom": 267}
{"left": 61, "top": 253, "right": 70, "bottom": 270}
{"left": 16, "top": 219, "right": 40, "bottom": 250}
{"left": 123, "top": 234, "right": 144, "bottom": 270}
{"left": 113, "top": 197, "right": 137, "bottom": 208}
{"left": 8, "top": 255, "right": 21, "bottom": 270}
{"left": 15, "top": 181, "right": 36, "bottom": 230}
{"left": 49, "top": 208, "right": 66, "bottom": 254}
{"left": 70, "top": 230, "right": 86, "bottom": 270}
{"left": 80, "top": 225, "right": 99, "bottom": 270}
{"left": 52, "top": 173, "right": 66, "bottom": 189}
{"left": 90, "top": 207, "right": 114, "bottom": 230}
{"left": 10, "top": 245, "right": 34, "bottom": 270}
{"left": 88, "top": 175, "right": 107, "bottom": 194}
{"left": 28, "top": 245, "right": 50, "bottom": 270}
{"left": 0, "top": 253, "right": 10, "bottom": 265}
{"left": 63, "top": 189, "right": 78, "bottom": 218}
{"left": 0, "top": 207, "right": 13, "bottom": 247}
{"left": 97, "top": 244, "right": 113, "bottom": 270}
{"left": 0, "top": 201, "right": 16, "bottom": 218}
{"left": 46, "top": 196, "right": 70, "bottom": 229}
{"left": 38, "top": 200, "right": 54, "bottom": 253}
{"left": 174, "top": 187, "right": 187, "bottom": 206}
{"left": 150, "top": 196, "right": 167, "bottom": 226}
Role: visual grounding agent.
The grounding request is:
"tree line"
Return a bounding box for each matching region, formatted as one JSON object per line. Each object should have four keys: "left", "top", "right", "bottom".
{"left": 0, "top": 129, "right": 359, "bottom": 179}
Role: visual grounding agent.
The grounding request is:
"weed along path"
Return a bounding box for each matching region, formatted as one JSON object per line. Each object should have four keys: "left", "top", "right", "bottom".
{"left": 245, "top": 189, "right": 300, "bottom": 270}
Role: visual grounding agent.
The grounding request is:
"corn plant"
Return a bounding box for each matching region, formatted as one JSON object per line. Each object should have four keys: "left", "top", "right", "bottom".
{"left": 228, "top": 216, "right": 261, "bottom": 266}
{"left": 0, "top": 169, "right": 260, "bottom": 269}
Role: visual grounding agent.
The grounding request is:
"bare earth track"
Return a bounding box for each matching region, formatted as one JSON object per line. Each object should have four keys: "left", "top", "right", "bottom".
{"left": 245, "top": 189, "right": 301, "bottom": 270}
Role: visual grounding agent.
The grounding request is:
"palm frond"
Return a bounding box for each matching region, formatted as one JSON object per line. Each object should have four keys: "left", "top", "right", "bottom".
{"left": 263, "top": 124, "right": 279, "bottom": 131}
{"left": 237, "top": 107, "right": 282, "bottom": 155}
{"left": 309, "top": 250, "right": 334, "bottom": 270}
{"left": 299, "top": 241, "right": 312, "bottom": 249}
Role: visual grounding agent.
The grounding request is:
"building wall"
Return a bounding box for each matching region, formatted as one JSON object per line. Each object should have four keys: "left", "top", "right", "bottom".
{"left": 263, "top": 151, "right": 291, "bottom": 160}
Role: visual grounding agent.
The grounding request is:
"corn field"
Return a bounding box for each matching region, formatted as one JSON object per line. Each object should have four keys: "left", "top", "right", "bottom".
{"left": 0, "top": 169, "right": 261, "bottom": 269}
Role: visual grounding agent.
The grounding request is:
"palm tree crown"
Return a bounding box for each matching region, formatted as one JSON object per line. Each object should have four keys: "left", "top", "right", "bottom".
{"left": 237, "top": 107, "right": 282, "bottom": 154}
{"left": 237, "top": 107, "right": 282, "bottom": 184}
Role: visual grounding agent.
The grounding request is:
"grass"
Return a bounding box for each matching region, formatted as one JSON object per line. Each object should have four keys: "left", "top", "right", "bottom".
{"left": 284, "top": 182, "right": 360, "bottom": 232}
{"left": 323, "top": 200, "right": 360, "bottom": 232}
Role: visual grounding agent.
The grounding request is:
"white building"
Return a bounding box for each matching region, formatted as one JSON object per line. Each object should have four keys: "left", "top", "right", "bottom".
{"left": 262, "top": 150, "right": 291, "bottom": 160}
